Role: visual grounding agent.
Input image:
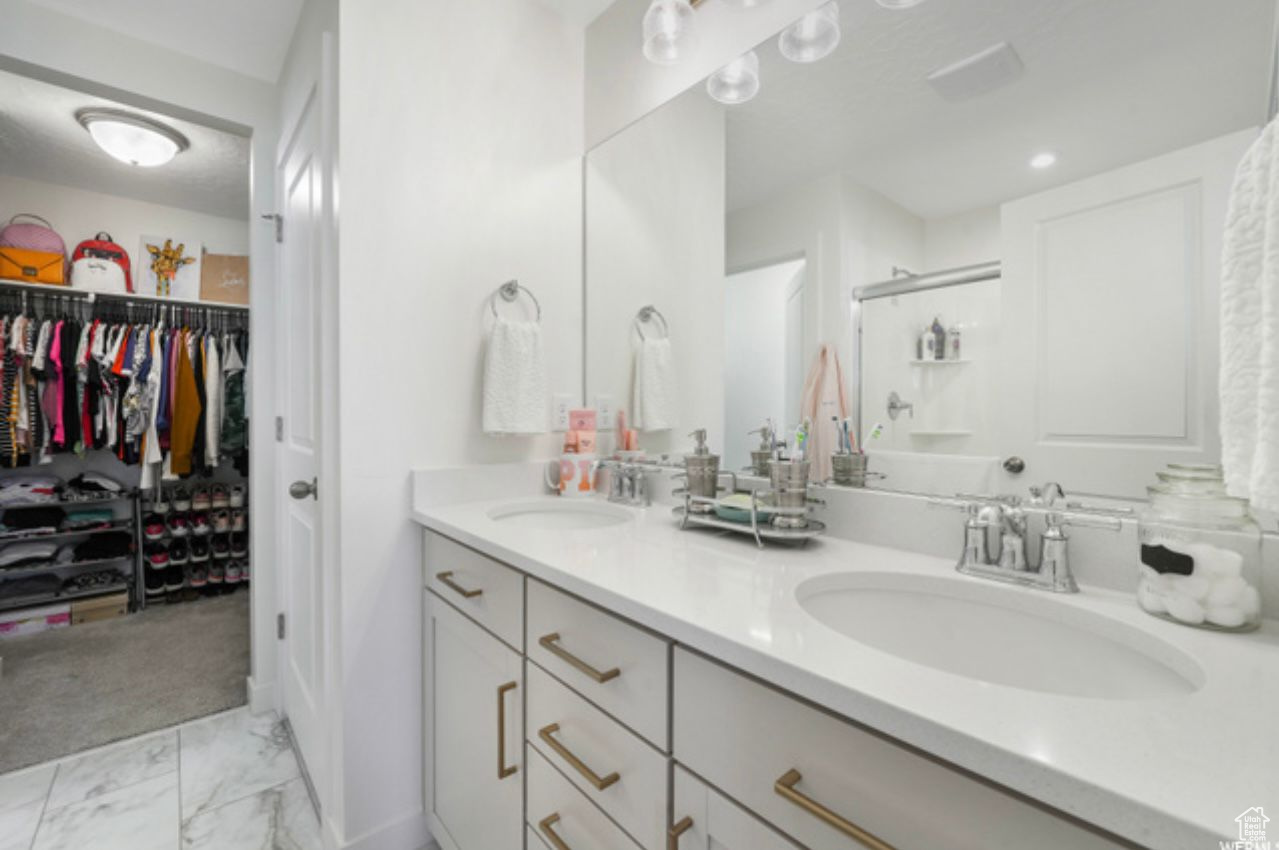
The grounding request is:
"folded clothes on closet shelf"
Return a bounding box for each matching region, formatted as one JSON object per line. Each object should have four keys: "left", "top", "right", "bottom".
{"left": 0, "top": 540, "right": 66, "bottom": 569}
{"left": 0, "top": 477, "right": 61, "bottom": 505}
{"left": 0, "top": 506, "right": 66, "bottom": 535}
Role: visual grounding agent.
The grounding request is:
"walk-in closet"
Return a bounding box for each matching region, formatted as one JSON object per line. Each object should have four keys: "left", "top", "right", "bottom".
{"left": 0, "top": 66, "right": 254, "bottom": 771}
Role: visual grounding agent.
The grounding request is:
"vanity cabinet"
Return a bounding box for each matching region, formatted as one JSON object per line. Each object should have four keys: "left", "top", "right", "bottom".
{"left": 672, "top": 766, "right": 800, "bottom": 850}
{"left": 424, "top": 592, "right": 524, "bottom": 850}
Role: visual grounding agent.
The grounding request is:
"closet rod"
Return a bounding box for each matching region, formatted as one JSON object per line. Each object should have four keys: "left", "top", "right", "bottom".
{"left": 0, "top": 278, "right": 250, "bottom": 312}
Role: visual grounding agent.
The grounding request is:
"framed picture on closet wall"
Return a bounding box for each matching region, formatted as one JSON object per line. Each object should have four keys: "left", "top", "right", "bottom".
{"left": 200, "top": 253, "right": 249, "bottom": 305}
{"left": 138, "top": 234, "right": 203, "bottom": 299}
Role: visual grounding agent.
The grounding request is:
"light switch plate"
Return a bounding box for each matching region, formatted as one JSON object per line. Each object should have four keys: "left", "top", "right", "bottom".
{"left": 552, "top": 394, "right": 572, "bottom": 431}
{"left": 595, "top": 394, "right": 615, "bottom": 431}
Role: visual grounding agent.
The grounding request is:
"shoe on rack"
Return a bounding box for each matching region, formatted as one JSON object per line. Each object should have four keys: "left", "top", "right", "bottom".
{"left": 163, "top": 563, "right": 185, "bottom": 592}
{"left": 145, "top": 568, "right": 165, "bottom": 598}
{"left": 146, "top": 543, "right": 169, "bottom": 570}
{"left": 208, "top": 563, "right": 225, "bottom": 584}
{"left": 191, "top": 514, "right": 211, "bottom": 537}
{"left": 188, "top": 566, "right": 208, "bottom": 590}
{"left": 230, "top": 532, "right": 247, "bottom": 558}
{"left": 192, "top": 487, "right": 211, "bottom": 512}
{"left": 168, "top": 539, "right": 190, "bottom": 566}
{"left": 212, "top": 535, "right": 230, "bottom": 561}
{"left": 143, "top": 515, "right": 166, "bottom": 541}
{"left": 172, "top": 487, "right": 192, "bottom": 512}
{"left": 190, "top": 538, "right": 210, "bottom": 563}
{"left": 240, "top": 560, "right": 250, "bottom": 583}
{"left": 212, "top": 510, "right": 230, "bottom": 533}
{"left": 225, "top": 562, "right": 242, "bottom": 586}
{"left": 166, "top": 515, "right": 190, "bottom": 538}
{"left": 231, "top": 510, "right": 246, "bottom": 532}
{"left": 150, "top": 492, "right": 170, "bottom": 515}
{"left": 211, "top": 485, "right": 230, "bottom": 509}
{"left": 229, "top": 485, "right": 246, "bottom": 509}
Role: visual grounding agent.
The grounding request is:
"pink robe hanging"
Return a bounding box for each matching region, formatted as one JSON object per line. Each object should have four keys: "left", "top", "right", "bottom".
{"left": 798, "top": 343, "right": 850, "bottom": 483}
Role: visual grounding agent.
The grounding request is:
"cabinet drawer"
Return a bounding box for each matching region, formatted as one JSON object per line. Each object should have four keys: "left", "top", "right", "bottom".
{"left": 527, "top": 662, "right": 667, "bottom": 850}
{"left": 527, "top": 580, "right": 669, "bottom": 748}
{"left": 527, "top": 743, "right": 642, "bottom": 850}
{"left": 673, "top": 649, "right": 1125, "bottom": 850}
{"left": 672, "top": 765, "right": 799, "bottom": 850}
{"left": 425, "top": 530, "right": 524, "bottom": 649}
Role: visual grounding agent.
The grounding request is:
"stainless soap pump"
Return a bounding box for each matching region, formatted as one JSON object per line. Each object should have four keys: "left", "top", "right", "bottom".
{"left": 684, "top": 429, "right": 722, "bottom": 513}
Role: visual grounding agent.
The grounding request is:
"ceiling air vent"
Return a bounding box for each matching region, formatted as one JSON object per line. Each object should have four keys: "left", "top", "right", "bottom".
{"left": 926, "top": 42, "right": 1024, "bottom": 101}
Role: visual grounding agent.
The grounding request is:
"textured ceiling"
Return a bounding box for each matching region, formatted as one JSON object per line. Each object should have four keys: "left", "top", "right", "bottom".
{"left": 25, "top": 0, "right": 304, "bottom": 82}
{"left": 0, "top": 69, "right": 250, "bottom": 220}
{"left": 724, "top": 0, "right": 1277, "bottom": 218}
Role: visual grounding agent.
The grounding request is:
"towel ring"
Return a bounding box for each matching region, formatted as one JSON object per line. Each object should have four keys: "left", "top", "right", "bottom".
{"left": 489, "top": 279, "right": 542, "bottom": 322}
{"left": 634, "top": 305, "right": 669, "bottom": 340}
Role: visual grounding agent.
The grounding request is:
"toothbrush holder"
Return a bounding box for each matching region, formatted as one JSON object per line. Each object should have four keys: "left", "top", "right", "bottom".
{"left": 831, "top": 453, "right": 869, "bottom": 487}
{"left": 769, "top": 460, "right": 811, "bottom": 528}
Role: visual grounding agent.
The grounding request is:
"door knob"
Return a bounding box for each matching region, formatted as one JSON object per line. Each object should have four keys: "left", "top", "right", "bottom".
{"left": 1003, "top": 456, "right": 1026, "bottom": 474}
{"left": 289, "top": 478, "right": 317, "bottom": 500}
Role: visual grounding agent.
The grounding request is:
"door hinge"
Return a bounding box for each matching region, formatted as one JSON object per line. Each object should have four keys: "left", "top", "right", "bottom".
{"left": 261, "top": 213, "right": 283, "bottom": 243}
{"left": 275, "top": 416, "right": 284, "bottom": 442}
{"left": 277, "top": 612, "right": 286, "bottom": 640}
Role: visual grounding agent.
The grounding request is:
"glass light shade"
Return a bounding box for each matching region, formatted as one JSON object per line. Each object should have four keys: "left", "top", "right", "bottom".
{"left": 643, "top": 0, "right": 698, "bottom": 66}
{"left": 778, "top": 1, "right": 841, "bottom": 64}
{"left": 707, "top": 51, "right": 761, "bottom": 105}
{"left": 720, "top": 0, "right": 772, "bottom": 8}
{"left": 77, "top": 109, "right": 188, "bottom": 167}
{"left": 875, "top": 0, "right": 927, "bottom": 7}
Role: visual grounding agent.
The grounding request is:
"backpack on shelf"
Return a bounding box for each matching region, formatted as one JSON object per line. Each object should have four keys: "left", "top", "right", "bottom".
{"left": 71, "top": 232, "right": 133, "bottom": 293}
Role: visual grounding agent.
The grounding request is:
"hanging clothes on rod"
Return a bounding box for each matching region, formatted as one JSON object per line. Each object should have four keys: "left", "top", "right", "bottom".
{"left": 0, "top": 288, "right": 250, "bottom": 487}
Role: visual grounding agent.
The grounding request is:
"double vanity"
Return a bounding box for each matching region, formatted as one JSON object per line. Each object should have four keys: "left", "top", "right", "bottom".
{"left": 413, "top": 474, "right": 1278, "bottom": 850}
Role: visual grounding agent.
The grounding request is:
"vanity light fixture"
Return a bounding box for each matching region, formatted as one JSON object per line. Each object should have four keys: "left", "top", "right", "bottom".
{"left": 707, "top": 51, "right": 761, "bottom": 104}
{"left": 1030, "top": 151, "right": 1058, "bottom": 170}
{"left": 643, "top": 0, "right": 701, "bottom": 66}
{"left": 76, "top": 108, "right": 189, "bottom": 168}
{"left": 778, "top": 1, "right": 841, "bottom": 64}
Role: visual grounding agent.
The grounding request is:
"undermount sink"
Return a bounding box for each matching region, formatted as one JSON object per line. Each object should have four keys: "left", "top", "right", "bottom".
{"left": 797, "top": 572, "right": 1204, "bottom": 699}
{"left": 486, "top": 500, "right": 633, "bottom": 530}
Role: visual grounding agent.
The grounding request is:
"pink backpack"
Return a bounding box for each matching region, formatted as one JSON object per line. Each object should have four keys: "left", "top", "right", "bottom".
{"left": 0, "top": 215, "right": 68, "bottom": 274}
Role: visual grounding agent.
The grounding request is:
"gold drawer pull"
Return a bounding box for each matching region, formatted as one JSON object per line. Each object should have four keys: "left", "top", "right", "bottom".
{"left": 668, "top": 816, "right": 693, "bottom": 850}
{"left": 775, "top": 769, "right": 895, "bottom": 850}
{"left": 496, "top": 681, "right": 517, "bottom": 779}
{"left": 539, "top": 813, "right": 572, "bottom": 850}
{"left": 437, "top": 571, "right": 482, "bottom": 599}
{"left": 538, "top": 632, "right": 620, "bottom": 683}
{"left": 538, "top": 723, "right": 619, "bottom": 790}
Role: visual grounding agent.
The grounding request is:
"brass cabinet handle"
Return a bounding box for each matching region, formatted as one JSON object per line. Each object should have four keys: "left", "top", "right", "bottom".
{"left": 774, "top": 769, "right": 895, "bottom": 850}
{"left": 496, "top": 681, "right": 518, "bottom": 779}
{"left": 538, "top": 632, "right": 620, "bottom": 683}
{"left": 436, "top": 571, "right": 482, "bottom": 599}
{"left": 537, "top": 723, "right": 619, "bottom": 790}
{"left": 538, "top": 813, "right": 572, "bottom": 850}
{"left": 668, "top": 816, "right": 693, "bottom": 850}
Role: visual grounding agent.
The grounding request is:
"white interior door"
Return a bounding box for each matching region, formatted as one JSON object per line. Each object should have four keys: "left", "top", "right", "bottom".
{"left": 277, "top": 85, "right": 327, "bottom": 797}
{"left": 997, "top": 129, "right": 1255, "bottom": 498}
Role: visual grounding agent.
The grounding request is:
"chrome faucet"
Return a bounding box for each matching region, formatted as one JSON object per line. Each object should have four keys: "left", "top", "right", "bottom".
{"left": 932, "top": 486, "right": 1121, "bottom": 593}
{"left": 600, "top": 460, "right": 652, "bottom": 507}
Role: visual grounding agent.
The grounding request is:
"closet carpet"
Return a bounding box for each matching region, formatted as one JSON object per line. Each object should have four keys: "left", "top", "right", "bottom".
{"left": 0, "top": 591, "right": 249, "bottom": 774}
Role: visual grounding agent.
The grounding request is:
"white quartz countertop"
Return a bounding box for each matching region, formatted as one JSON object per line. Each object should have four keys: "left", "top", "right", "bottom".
{"left": 411, "top": 494, "right": 1279, "bottom": 849}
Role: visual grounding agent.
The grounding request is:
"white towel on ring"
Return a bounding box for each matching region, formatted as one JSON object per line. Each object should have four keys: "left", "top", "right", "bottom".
{"left": 1221, "top": 120, "right": 1279, "bottom": 514}
{"left": 482, "top": 317, "right": 548, "bottom": 435}
{"left": 633, "top": 337, "right": 677, "bottom": 432}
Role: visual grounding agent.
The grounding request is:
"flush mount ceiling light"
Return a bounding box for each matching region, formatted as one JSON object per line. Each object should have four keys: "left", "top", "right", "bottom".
{"left": 720, "top": 0, "right": 773, "bottom": 8}
{"left": 779, "top": 1, "right": 841, "bottom": 64}
{"left": 1030, "top": 152, "right": 1058, "bottom": 170}
{"left": 875, "top": 0, "right": 928, "bottom": 8}
{"left": 642, "top": 0, "right": 700, "bottom": 66}
{"left": 707, "top": 50, "right": 761, "bottom": 104}
{"left": 75, "top": 108, "right": 189, "bottom": 168}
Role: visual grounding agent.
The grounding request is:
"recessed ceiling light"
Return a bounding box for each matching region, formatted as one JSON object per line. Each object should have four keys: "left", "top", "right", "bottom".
{"left": 1030, "top": 152, "right": 1058, "bottom": 170}
{"left": 76, "top": 108, "right": 189, "bottom": 168}
{"left": 876, "top": 0, "right": 928, "bottom": 8}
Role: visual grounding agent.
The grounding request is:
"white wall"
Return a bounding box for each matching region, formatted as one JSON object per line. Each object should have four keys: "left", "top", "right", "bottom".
{"left": 585, "top": 0, "right": 824, "bottom": 147}
{"left": 923, "top": 206, "right": 1001, "bottom": 272}
{"left": 586, "top": 89, "right": 725, "bottom": 456}
{"left": 0, "top": 173, "right": 249, "bottom": 262}
{"left": 337, "top": 0, "right": 583, "bottom": 843}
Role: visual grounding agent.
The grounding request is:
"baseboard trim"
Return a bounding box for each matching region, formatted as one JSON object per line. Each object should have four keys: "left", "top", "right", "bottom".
{"left": 332, "top": 809, "right": 430, "bottom": 850}
{"left": 246, "top": 675, "right": 276, "bottom": 714}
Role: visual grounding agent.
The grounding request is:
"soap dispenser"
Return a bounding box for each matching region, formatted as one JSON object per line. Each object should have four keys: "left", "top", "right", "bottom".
{"left": 684, "top": 428, "right": 723, "bottom": 513}
{"left": 748, "top": 421, "right": 774, "bottom": 478}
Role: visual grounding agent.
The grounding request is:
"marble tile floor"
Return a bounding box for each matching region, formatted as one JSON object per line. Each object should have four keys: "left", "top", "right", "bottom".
{"left": 0, "top": 707, "right": 320, "bottom": 850}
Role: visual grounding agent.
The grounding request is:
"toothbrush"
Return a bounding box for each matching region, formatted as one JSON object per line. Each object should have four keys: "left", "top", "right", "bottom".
{"left": 831, "top": 416, "right": 843, "bottom": 455}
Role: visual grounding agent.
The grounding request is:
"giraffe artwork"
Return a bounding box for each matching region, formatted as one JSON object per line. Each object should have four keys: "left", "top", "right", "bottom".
{"left": 145, "top": 239, "right": 197, "bottom": 297}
